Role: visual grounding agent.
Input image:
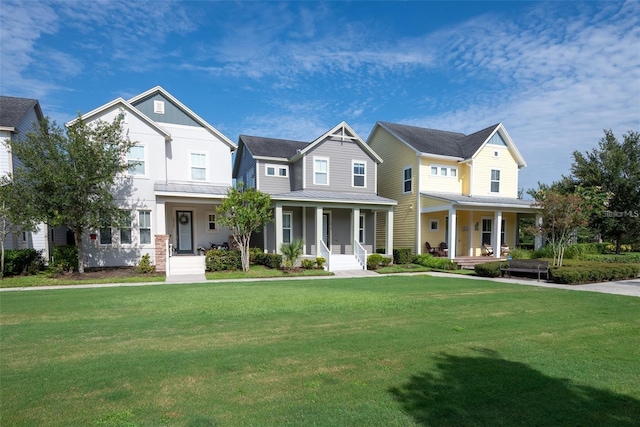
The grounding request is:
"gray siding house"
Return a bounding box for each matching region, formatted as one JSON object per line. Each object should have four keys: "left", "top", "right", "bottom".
{"left": 233, "top": 122, "right": 396, "bottom": 271}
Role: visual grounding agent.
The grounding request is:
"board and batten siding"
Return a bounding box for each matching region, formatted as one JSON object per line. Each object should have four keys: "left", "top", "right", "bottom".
{"left": 472, "top": 144, "right": 519, "bottom": 197}
{"left": 368, "top": 126, "right": 419, "bottom": 252}
{"left": 131, "top": 94, "right": 200, "bottom": 127}
{"left": 303, "top": 139, "right": 376, "bottom": 193}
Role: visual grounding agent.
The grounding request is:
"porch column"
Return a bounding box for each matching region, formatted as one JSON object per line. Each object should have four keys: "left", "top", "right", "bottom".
{"left": 494, "top": 210, "right": 502, "bottom": 258}
{"left": 448, "top": 208, "right": 457, "bottom": 260}
{"left": 534, "top": 213, "right": 543, "bottom": 250}
{"left": 468, "top": 214, "right": 474, "bottom": 256}
{"left": 275, "top": 204, "right": 283, "bottom": 254}
{"left": 156, "top": 199, "right": 166, "bottom": 234}
{"left": 315, "top": 206, "right": 323, "bottom": 255}
{"left": 302, "top": 207, "right": 307, "bottom": 255}
{"left": 386, "top": 208, "right": 394, "bottom": 255}
{"left": 352, "top": 207, "right": 360, "bottom": 251}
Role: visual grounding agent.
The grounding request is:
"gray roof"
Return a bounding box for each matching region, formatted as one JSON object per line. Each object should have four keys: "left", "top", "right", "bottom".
{"left": 421, "top": 191, "right": 536, "bottom": 209}
{"left": 155, "top": 183, "right": 230, "bottom": 197}
{"left": 0, "top": 96, "right": 43, "bottom": 128}
{"left": 239, "top": 135, "right": 309, "bottom": 159}
{"left": 379, "top": 121, "right": 500, "bottom": 159}
{"left": 271, "top": 190, "right": 396, "bottom": 206}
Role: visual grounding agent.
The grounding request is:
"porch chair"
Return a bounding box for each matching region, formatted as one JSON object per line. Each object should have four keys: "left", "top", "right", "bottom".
{"left": 425, "top": 241, "right": 435, "bottom": 255}
{"left": 482, "top": 244, "right": 494, "bottom": 256}
{"left": 435, "top": 242, "right": 448, "bottom": 257}
{"left": 500, "top": 244, "right": 510, "bottom": 257}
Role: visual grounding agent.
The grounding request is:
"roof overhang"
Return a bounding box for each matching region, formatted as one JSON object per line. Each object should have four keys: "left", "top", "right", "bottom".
{"left": 420, "top": 192, "right": 537, "bottom": 213}
{"left": 471, "top": 124, "right": 527, "bottom": 169}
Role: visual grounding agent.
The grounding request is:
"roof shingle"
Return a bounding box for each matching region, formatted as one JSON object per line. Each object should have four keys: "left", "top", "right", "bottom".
{"left": 0, "top": 96, "right": 42, "bottom": 129}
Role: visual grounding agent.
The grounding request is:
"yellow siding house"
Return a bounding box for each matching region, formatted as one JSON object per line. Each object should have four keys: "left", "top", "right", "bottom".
{"left": 368, "top": 122, "right": 538, "bottom": 259}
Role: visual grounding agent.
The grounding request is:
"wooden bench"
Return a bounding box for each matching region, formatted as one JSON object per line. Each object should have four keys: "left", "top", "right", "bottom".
{"left": 500, "top": 259, "right": 549, "bottom": 282}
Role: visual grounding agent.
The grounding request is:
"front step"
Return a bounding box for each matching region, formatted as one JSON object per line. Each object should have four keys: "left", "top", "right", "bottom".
{"left": 330, "top": 254, "right": 365, "bottom": 271}
{"left": 168, "top": 256, "right": 206, "bottom": 276}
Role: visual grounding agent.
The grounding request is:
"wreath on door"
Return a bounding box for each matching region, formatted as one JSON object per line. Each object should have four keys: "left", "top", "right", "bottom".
{"left": 179, "top": 213, "right": 190, "bottom": 225}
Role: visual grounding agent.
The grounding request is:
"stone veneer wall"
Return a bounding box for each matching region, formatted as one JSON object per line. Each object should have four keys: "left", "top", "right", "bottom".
{"left": 155, "top": 234, "right": 169, "bottom": 273}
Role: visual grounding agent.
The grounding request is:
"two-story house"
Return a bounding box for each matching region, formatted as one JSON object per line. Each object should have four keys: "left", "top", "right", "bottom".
{"left": 367, "top": 121, "right": 538, "bottom": 260}
{"left": 70, "top": 87, "right": 236, "bottom": 273}
{"left": 0, "top": 96, "right": 69, "bottom": 259}
{"left": 233, "top": 122, "right": 396, "bottom": 271}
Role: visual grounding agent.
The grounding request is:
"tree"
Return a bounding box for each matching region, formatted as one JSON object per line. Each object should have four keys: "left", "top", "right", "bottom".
{"left": 529, "top": 186, "right": 589, "bottom": 267}
{"left": 217, "top": 186, "right": 272, "bottom": 272}
{"left": 569, "top": 130, "right": 640, "bottom": 253}
{"left": 0, "top": 183, "right": 38, "bottom": 278}
{"left": 1, "top": 115, "right": 136, "bottom": 273}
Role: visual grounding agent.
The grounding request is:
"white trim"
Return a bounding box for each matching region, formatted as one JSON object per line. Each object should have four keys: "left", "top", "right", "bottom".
{"left": 127, "top": 143, "right": 147, "bottom": 177}
{"left": 138, "top": 210, "right": 152, "bottom": 245}
{"left": 403, "top": 166, "right": 413, "bottom": 194}
{"left": 265, "top": 164, "right": 289, "bottom": 178}
{"left": 490, "top": 168, "right": 501, "bottom": 194}
{"left": 429, "top": 219, "right": 439, "bottom": 231}
{"left": 153, "top": 100, "right": 165, "bottom": 114}
{"left": 352, "top": 160, "right": 366, "bottom": 188}
{"left": 313, "top": 156, "right": 330, "bottom": 186}
{"left": 282, "top": 211, "right": 293, "bottom": 244}
{"left": 359, "top": 213, "right": 366, "bottom": 244}
{"left": 430, "top": 163, "right": 458, "bottom": 178}
{"left": 295, "top": 121, "right": 382, "bottom": 164}
{"left": 205, "top": 211, "right": 218, "bottom": 234}
{"left": 189, "top": 151, "right": 209, "bottom": 182}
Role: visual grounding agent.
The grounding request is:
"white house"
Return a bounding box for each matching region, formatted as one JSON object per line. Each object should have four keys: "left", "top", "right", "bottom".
{"left": 70, "top": 87, "right": 236, "bottom": 273}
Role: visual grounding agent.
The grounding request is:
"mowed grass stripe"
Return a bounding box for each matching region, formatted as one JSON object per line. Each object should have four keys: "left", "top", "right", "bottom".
{"left": 1, "top": 275, "right": 639, "bottom": 426}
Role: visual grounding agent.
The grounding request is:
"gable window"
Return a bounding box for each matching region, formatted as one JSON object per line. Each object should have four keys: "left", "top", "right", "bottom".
{"left": 353, "top": 161, "right": 366, "bottom": 187}
{"left": 266, "top": 164, "right": 289, "bottom": 177}
{"left": 359, "top": 214, "right": 366, "bottom": 243}
{"left": 430, "top": 164, "right": 458, "bottom": 177}
{"left": 206, "top": 212, "right": 217, "bottom": 232}
{"left": 190, "top": 152, "right": 207, "bottom": 181}
{"left": 154, "top": 100, "right": 165, "bottom": 114}
{"left": 282, "top": 212, "right": 292, "bottom": 243}
{"left": 490, "top": 169, "right": 500, "bottom": 193}
{"left": 314, "top": 158, "right": 329, "bottom": 185}
{"left": 403, "top": 167, "right": 413, "bottom": 193}
{"left": 139, "top": 210, "right": 151, "bottom": 244}
{"left": 119, "top": 210, "right": 132, "bottom": 244}
{"left": 487, "top": 132, "right": 507, "bottom": 146}
{"left": 127, "top": 145, "right": 145, "bottom": 175}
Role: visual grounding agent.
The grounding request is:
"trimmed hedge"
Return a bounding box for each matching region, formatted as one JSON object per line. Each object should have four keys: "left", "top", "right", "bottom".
{"left": 3, "top": 249, "right": 45, "bottom": 276}
{"left": 50, "top": 245, "right": 78, "bottom": 273}
{"left": 261, "top": 253, "right": 283, "bottom": 269}
{"left": 205, "top": 249, "right": 242, "bottom": 271}
{"left": 413, "top": 253, "right": 457, "bottom": 270}
{"left": 550, "top": 263, "right": 640, "bottom": 285}
{"left": 367, "top": 253, "right": 384, "bottom": 270}
{"left": 474, "top": 261, "right": 502, "bottom": 278}
{"left": 581, "top": 253, "right": 640, "bottom": 263}
{"left": 393, "top": 248, "right": 413, "bottom": 265}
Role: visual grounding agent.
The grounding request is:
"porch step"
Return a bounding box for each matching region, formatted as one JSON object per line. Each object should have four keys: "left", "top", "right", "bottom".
{"left": 168, "top": 256, "right": 206, "bottom": 276}
{"left": 454, "top": 256, "right": 505, "bottom": 270}
{"left": 330, "top": 254, "right": 365, "bottom": 271}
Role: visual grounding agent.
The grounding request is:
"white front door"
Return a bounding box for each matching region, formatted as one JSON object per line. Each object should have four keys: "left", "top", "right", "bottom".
{"left": 177, "top": 211, "right": 193, "bottom": 253}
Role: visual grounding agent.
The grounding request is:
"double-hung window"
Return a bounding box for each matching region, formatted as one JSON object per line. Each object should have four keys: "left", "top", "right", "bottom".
{"left": 314, "top": 158, "right": 329, "bottom": 185}
{"left": 282, "top": 212, "right": 292, "bottom": 243}
{"left": 403, "top": 167, "right": 413, "bottom": 193}
{"left": 490, "top": 169, "right": 501, "bottom": 193}
{"left": 100, "top": 216, "right": 112, "bottom": 245}
{"left": 353, "top": 161, "right": 365, "bottom": 187}
{"left": 127, "top": 145, "right": 145, "bottom": 176}
{"left": 119, "top": 210, "right": 132, "bottom": 244}
{"left": 139, "top": 210, "right": 151, "bottom": 244}
{"left": 190, "top": 152, "right": 207, "bottom": 181}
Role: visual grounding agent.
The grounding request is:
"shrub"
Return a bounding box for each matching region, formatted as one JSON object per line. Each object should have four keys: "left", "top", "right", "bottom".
{"left": 474, "top": 261, "right": 502, "bottom": 278}
{"left": 413, "top": 253, "right": 457, "bottom": 270}
{"left": 375, "top": 248, "right": 386, "bottom": 254}
{"left": 550, "top": 263, "right": 640, "bottom": 285}
{"left": 315, "top": 257, "right": 326, "bottom": 270}
{"left": 564, "top": 243, "right": 600, "bottom": 260}
{"left": 508, "top": 248, "right": 533, "bottom": 259}
{"left": 301, "top": 259, "right": 316, "bottom": 269}
{"left": 249, "top": 247, "right": 265, "bottom": 264}
{"left": 380, "top": 257, "right": 392, "bottom": 267}
{"left": 50, "top": 245, "right": 78, "bottom": 273}
{"left": 205, "top": 249, "right": 242, "bottom": 271}
{"left": 135, "top": 254, "right": 155, "bottom": 274}
{"left": 581, "top": 253, "right": 640, "bottom": 263}
{"left": 367, "top": 253, "right": 384, "bottom": 270}
{"left": 262, "top": 253, "right": 283, "bottom": 269}
{"left": 393, "top": 248, "right": 413, "bottom": 265}
{"left": 605, "top": 244, "right": 632, "bottom": 252}
{"left": 4, "top": 248, "right": 45, "bottom": 276}
{"left": 532, "top": 245, "right": 553, "bottom": 259}
{"left": 281, "top": 240, "right": 304, "bottom": 269}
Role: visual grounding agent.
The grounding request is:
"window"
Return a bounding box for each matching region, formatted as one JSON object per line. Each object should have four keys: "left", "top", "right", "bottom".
{"left": 430, "top": 164, "right": 458, "bottom": 177}
{"left": 190, "top": 152, "right": 207, "bottom": 181}
{"left": 100, "top": 226, "right": 112, "bottom": 245}
{"left": 430, "top": 219, "right": 439, "bottom": 231}
{"left": 119, "top": 210, "right": 132, "bottom": 244}
{"left": 21, "top": 231, "right": 27, "bottom": 242}
{"left": 403, "top": 167, "right": 412, "bottom": 193}
{"left": 487, "top": 132, "right": 507, "bottom": 146}
{"left": 491, "top": 169, "right": 500, "bottom": 193}
{"left": 450, "top": 168, "right": 457, "bottom": 177}
{"left": 266, "top": 164, "right": 288, "bottom": 177}
{"left": 154, "top": 100, "right": 165, "bottom": 114}
{"left": 501, "top": 219, "right": 506, "bottom": 245}
{"left": 127, "top": 145, "right": 145, "bottom": 175}
{"left": 206, "top": 212, "right": 217, "bottom": 232}
{"left": 139, "top": 210, "right": 151, "bottom": 244}
{"left": 482, "top": 219, "right": 492, "bottom": 246}
{"left": 359, "top": 214, "right": 365, "bottom": 243}
{"left": 246, "top": 167, "right": 255, "bottom": 189}
{"left": 353, "top": 161, "right": 365, "bottom": 187}
{"left": 314, "top": 158, "right": 329, "bottom": 185}
{"left": 282, "top": 212, "right": 292, "bottom": 243}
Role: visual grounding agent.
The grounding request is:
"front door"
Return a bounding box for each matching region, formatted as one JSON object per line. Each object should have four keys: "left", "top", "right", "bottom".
{"left": 176, "top": 211, "right": 193, "bottom": 254}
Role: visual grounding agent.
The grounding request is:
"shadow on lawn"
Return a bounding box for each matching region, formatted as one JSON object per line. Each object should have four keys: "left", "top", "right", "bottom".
{"left": 390, "top": 348, "right": 640, "bottom": 426}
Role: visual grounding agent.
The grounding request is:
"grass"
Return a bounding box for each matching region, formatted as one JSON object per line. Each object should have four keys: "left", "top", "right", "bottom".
{"left": 0, "top": 271, "right": 165, "bottom": 288}
{"left": 205, "top": 264, "right": 334, "bottom": 280}
{"left": 376, "top": 264, "right": 476, "bottom": 275}
{"left": 1, "top": 276, "right": 639, "bottom": 426}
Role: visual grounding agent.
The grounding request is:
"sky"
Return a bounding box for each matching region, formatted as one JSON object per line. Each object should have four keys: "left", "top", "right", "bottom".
{"left": 1, "top": 0, "right": 639, "bottom": 196}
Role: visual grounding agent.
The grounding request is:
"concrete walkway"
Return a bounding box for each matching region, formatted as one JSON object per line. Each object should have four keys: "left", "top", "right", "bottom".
{"left": 1, "top": 269, "right": 638, "bottom": 297}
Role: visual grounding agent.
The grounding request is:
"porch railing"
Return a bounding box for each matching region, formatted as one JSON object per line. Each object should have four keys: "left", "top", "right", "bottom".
{"left": 319, "top": 240, "right": 331, "bottom": 271}
{"left": 354, "top": 240, "right": 367, "bottom": 270}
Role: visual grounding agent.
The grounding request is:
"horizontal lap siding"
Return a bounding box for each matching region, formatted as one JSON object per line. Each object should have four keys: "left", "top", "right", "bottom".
{"left": 420, "top": 158, "right": 463, "bottom": 193}
{"left": 472, "top": 145, "right": 519, "bottom": 197}
{"left": 368, "top": 127, "right": 418, "bottom": 252}
{"left": 258, "top": 161, "right": 291, "bottom": 194}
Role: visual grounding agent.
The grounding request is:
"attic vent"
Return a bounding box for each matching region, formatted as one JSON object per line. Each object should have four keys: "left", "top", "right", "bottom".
{"left": 154, "top": 100, "right": 165, "bottom": 114}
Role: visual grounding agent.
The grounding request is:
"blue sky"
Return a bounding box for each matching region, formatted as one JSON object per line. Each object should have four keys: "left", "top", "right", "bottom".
{"left": 1, "top": 1, "right": 639, "bottom": 195}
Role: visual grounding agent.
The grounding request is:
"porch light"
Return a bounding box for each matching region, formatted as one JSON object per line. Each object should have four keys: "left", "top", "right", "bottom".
{"left": 474, "top": 222, "right": 479, "bottom": 231}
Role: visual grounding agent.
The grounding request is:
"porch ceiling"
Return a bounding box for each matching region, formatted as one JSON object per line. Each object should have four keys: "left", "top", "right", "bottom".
{"left": 420, "top": 191, "right": 537, "bottom": 212}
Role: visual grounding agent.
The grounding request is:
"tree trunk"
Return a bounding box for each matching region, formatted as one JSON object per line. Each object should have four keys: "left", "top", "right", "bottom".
{"left": 615, "top": 234, "right": 622, "bottom": 255}
{"left": 74, "top": 229, "right": 84, "bottom": 273}
{"left": 0, "top": 239, "right": 5, "bottom": 279}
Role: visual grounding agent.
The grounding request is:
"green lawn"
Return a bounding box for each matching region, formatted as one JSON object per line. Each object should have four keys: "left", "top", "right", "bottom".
{"left": 1, "top": 276, "right": 639, "bottom": 426}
